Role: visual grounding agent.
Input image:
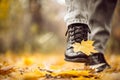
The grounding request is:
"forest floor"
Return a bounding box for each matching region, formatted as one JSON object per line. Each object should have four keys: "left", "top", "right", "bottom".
{"left": 0, "top": 51, "right": 120, "bottom": 80}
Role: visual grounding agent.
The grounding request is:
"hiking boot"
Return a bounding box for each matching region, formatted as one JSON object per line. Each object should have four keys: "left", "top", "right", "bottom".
{"left": 85, "top": 53, "right": 111, "bottom": 72}
{"left": 65, "top": 23, "right": 90, "bottom": 63}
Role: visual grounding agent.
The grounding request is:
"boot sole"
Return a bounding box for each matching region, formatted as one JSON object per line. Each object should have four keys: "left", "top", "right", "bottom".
{"left": 64, "top": 58, "right": 87, "bottom": 63}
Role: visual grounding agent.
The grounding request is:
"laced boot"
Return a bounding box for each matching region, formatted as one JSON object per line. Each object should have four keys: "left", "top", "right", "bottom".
{"left": 65, "top": 23, "right": 90, "bottom": 63}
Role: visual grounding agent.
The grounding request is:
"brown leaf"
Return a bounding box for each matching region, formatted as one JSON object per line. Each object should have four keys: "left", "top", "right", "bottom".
{"left": 0, "top": 66, "right": 15, "bottom": 75}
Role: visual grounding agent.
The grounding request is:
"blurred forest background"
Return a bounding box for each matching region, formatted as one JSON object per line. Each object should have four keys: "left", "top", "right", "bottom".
{"left": 0, "top": 0, "right": 120, "bottom": 54}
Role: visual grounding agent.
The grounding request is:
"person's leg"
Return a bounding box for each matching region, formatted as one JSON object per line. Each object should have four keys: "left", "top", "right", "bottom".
{"left": 86, "top": 0, "right": 117, "bottom": 72}
{"left": 64, "top": 0, "right": 89, "bottom": 26}
{"left": 64, "top": 0, "right": 117, "bottom": 72}
{"left": 89, "top": 0, "right": 117, "bottom": 53}
{"left": 65, "top": 0, "right": 117, "bottom": 50}
{"left": 64, "top": 0, "right": 91, "bottom": 62}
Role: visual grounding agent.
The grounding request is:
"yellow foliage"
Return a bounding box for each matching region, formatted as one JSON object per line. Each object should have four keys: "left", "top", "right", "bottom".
{"left": 22, "top": 69, "right": 47, "bottom": 79}
{"left": 0, "top": 53, "right": 119, "bottom": 80}
{"left": 0, "top": 0, "right": 11, "bottom": 20}
{"left": 72, "top": 40, "right": 98, "bottom": 55}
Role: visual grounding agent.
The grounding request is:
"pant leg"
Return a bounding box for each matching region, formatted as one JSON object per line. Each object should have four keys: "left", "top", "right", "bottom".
{"left": 64, "top": 0, "right": 89, "bottom": 26}
{"left": 64, "top": 0, "right": 117, "bottom": 53}
{"left": 89, "top": 0, "right": 117, "bottom": 53}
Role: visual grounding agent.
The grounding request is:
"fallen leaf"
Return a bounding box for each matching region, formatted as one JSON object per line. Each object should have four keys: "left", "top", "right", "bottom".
{"left": 72, "top": 40, "right": 98, "bottom": 55}
{"left": 0, "top": 66, "right": 15, "bottom": 75}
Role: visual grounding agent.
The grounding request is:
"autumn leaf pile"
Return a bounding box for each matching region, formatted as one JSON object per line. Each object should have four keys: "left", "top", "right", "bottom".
{"left": 0, "top": 51, "right": 119, "bottom": 80}
{"left": 0, "top": 40, "right": 120, "bottom": 80}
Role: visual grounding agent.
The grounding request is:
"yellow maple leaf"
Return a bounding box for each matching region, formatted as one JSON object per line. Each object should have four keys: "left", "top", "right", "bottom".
{"left": 72, "top": 40, "right": 98, "bottom": 55}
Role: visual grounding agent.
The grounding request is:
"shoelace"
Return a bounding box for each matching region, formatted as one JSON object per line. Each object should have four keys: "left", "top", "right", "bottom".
{"left": 65, "top": 24, "right": 91, "bottom": 44}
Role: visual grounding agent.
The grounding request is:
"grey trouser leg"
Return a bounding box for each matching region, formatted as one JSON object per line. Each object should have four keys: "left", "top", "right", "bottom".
{"left": 64, "top": 0, "right": 117, "bottom": 53}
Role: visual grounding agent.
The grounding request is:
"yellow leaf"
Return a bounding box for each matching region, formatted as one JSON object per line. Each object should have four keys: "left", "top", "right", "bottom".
{"left": 23, "top": 57, "right": 35, "bottom": 66}
{"left": 72, "top": 40, "right": 98, "bottom": 55}
{"left": 51, "top": 70, "right": 91, "bottom": 77}
{"left": 23, "top": 69, "right": 47, "bottom": 79}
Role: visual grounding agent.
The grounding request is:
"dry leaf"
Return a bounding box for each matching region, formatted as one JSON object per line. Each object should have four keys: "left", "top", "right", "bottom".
{"left": 72, "top": 40, "right": 98, "bottom": 55}
{"left": 51, "top": 70, "right": 92, "bottom": 78}
{"left": 0, "top": 66, "right": 15, "bottom": 75}
{"left": 0, "top": 52, "right": 119, "bottom": 80}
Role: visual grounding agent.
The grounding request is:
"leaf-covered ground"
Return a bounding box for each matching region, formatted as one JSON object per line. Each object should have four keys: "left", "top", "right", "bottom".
{"left": 0, "top": 52, "right": 120, "bottom": 80}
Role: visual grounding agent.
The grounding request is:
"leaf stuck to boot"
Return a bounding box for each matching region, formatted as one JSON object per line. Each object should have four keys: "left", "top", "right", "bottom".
{"left": 72, "top": 40, "right": 98, "bottom": 55}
